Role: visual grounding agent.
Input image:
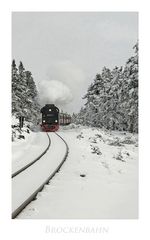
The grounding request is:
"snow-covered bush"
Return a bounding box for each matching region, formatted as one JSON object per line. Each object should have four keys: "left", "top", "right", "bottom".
{"left": 114, "top": 151, "right": 126, "bottom": 162}
{"left": 120, "top": 136, "right": 135, "bottom": 145}
{"left": 12, "top": 115, "right": 31, "bottom": 142}
{"left": 90, "top": 145, "right": 102, "bottom": 155}
{"left": 76, "top": 132, "right": 84, "bottom": 140}
{"left": 107, "top": 137, "right": 123, "bottom": 146}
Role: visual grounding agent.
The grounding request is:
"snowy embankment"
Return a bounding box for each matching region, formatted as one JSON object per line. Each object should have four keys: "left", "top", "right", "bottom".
{"left": 12, "top": 116, "right": 49, "bottom": 175}
{"left": 17, "top": 124, "right": 138, "bottom": 219}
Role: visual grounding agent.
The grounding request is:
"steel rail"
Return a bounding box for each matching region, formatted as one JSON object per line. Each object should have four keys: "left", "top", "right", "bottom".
{"left": 12, "top": 133, "right": 51, "bottom": 178}
{"left": 12, "top": 132, "right": 69, "bottom": 219}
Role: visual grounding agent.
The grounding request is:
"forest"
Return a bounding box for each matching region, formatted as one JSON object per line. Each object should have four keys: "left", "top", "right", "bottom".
{"left": 72, "top": 43, "right": 138, "bottom": 133}
{"left": 12, "top": 60, "right": 40, "bottom": 123}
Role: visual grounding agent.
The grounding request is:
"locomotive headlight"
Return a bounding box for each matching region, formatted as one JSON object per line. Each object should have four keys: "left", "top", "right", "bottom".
{"left": 43, "top": 120, "right": 45, "bottom": 122}
{"left": 55, "top": 120, "right": 57, "bottom": 123}
{"left": 49, "top": 109, "right": 51, "bottom": 111}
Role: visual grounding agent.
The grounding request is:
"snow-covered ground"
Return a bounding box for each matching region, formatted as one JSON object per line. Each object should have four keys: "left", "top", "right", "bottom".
{"left": 12, "top": 131, "right": 49, "bottom": 175}
{"left": 16, "top": 124, "right": 138, "bottom": 219}
{"left": 12, "top": 133, "right": 67, "bottom": 216}
{"left": 12, "top": 116, "right": 50, "bottom": 175}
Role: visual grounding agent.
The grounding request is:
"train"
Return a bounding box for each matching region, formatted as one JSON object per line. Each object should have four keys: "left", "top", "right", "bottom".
{"left": 40, "top": 104, "right": 71, "bottom": 132}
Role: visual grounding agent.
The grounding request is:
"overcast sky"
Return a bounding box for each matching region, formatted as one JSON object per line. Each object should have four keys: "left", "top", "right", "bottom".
{"left": 12, "top": 12, "right": 138, "bottom": 113}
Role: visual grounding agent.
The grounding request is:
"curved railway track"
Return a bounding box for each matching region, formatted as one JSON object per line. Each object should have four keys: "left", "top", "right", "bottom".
{"left": 12, "top": 132, "right": 69, "bottom": 219}
{"left": 12, "top": 133, "right": 51, "bottom": 178}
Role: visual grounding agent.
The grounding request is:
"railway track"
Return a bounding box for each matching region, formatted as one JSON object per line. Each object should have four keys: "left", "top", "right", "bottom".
{"left": 12, "top": 133, "right": 51, "bottom": 178}
{"left": 12, "top": 132, "right": 69, "bottom": 219}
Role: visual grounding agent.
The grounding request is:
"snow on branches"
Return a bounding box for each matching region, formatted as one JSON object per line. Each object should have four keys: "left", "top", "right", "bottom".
{"left": 12, "top": 60, "right": 41, "bottom": 123}
{"left": 73, "top": 43, "right": 138, "bottom": 133}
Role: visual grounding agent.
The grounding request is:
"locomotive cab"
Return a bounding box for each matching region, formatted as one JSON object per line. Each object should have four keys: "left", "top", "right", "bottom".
{"left": 41, "top": 104, "right": 59, "bottom": 131}
{"left": 40, "top": 104, "right": 71, "bottom": 132}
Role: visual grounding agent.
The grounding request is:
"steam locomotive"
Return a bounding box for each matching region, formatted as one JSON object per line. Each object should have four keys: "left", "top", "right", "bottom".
{"left": 40, "top": 104, "right": 71, "bottom": 132}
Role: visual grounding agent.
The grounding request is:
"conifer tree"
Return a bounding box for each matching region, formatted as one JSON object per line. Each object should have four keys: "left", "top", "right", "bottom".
{"left": 12, "top": 59, "right": 20, "bottom": 114}
{"left": 11, "top": 60, "right": 41, "bottom": 124}
{"left": 75, "top": 43, "right": 138, "bottom": 133}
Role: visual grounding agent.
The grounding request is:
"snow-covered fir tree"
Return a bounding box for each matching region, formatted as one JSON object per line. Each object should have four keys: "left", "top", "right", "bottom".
{"left": 12, "top": 59, "right": 20, "bottom": 115}
{"left": 11, "top": 60, "right": 41, "bottom": 124}
{"left": 74, "top": 43, "right": 138, "bottom": 133}
{"left": 120, "top": 43, "right": 138, "bottom": 132}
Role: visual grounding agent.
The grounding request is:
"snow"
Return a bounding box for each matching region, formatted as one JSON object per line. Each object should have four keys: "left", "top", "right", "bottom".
{"left": 12, "top": 131, "right": 49, "bottom": 175}
{"left": 12, "top": 132, "right": 67, "bottom": 215}
{"left": 12, "top": 115, "right": 32, "bottom": 142}
{"left": 12, "top": 115, "right": 50, "bottom": 175}
{"left": 16, "top": 125, "right": 138, "bottom": 219}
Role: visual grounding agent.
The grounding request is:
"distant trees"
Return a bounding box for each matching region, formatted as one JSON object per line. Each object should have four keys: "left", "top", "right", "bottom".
{"left": 73, "top": 43, "right": 138, "bottom": 133}
{"left": 12, "top": 60, "right": 40, "bottom": 123}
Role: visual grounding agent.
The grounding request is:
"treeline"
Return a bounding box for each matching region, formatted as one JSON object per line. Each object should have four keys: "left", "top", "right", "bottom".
{"left": 72, "top": 43, "right": 138, "bottom": 133}
{"left": 12, "top": 60, "right": 40, "bottom": 123}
